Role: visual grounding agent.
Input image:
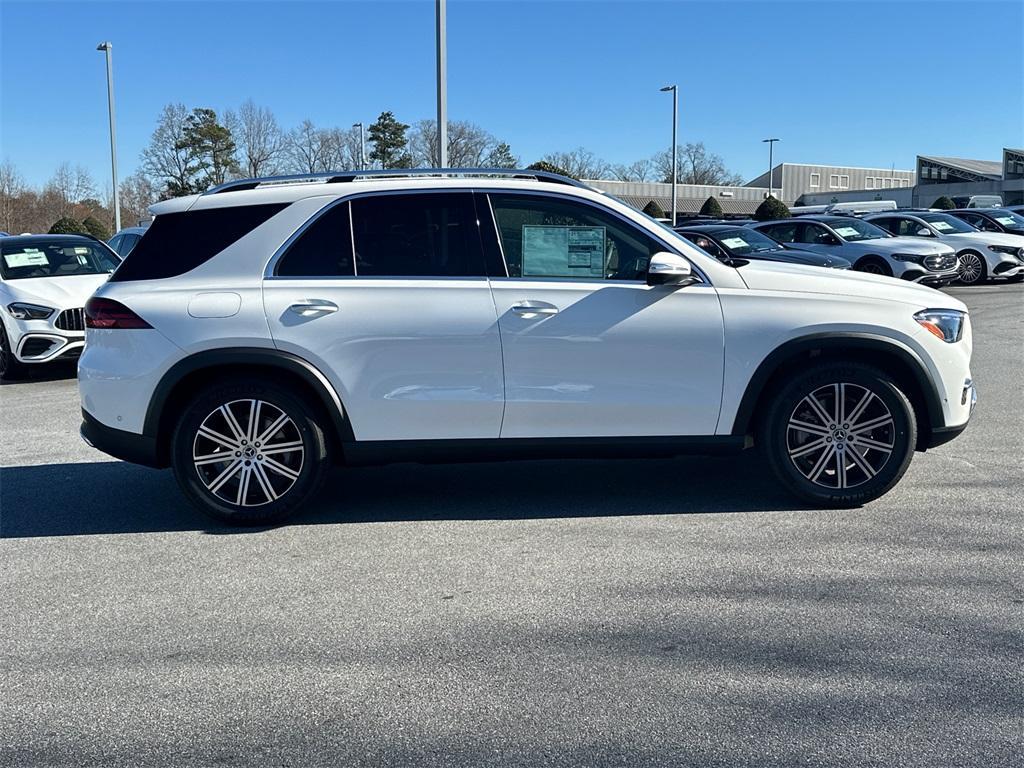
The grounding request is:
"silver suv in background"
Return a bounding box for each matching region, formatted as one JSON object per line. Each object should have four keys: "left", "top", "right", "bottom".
{"left": 748, "top": 216, "right": 959, "bottom": 286}
{"left": 865, "top": 211, "right": 1024, "bottom": 285}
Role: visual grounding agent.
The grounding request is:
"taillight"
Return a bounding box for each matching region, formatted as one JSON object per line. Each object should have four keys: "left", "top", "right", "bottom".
{"left": 85, "top": 297, "right": 152, "bottom": 329}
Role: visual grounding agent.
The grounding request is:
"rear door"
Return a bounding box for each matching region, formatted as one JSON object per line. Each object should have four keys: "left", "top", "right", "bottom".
{"left": 262, "top": 192, "right": 504, "bottom": 441}
{"left": 482, "top": 191, "right": 724, "bottom": 438}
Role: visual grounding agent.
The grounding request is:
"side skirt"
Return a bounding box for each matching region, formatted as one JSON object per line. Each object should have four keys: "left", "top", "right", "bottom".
{"left": 340, "top": 435, "right": 748, "bottom": 467}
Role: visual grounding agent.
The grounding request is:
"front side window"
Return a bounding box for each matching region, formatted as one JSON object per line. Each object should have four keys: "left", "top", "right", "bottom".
{"left": 759, "top": 222, "right": 800, "bottom": 243}
{"left": 1, "top": 239, "right": 119, "bottom": 280}
{"left": 679, "top": 232, "right": 728, "bottom": 261}
{"left": 276, "top": 202, "right": 354, "bottom": 277}
{"left": 488, "top": 193, "right": 662, "bottom": 280}
{"left": 798, "top": 223, "right": 838, "bottom": 245}
{"left": 350, "top": 193, "right": 484, "bottom": 277}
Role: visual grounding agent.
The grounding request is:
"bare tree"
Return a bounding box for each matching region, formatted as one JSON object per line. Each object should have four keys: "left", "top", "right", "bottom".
{"left": 0, "top": 160, "right": 25, "bottom": 233}
{"left": 542, "top": 148, "right": 609, "bottom": 180}
{"left": 119, "top": 171, "right": 159, "bottom": 227}
{"left": 234, "top": 99, "right": 285, "bottom": 178}
{"left": 45, "top": 162, "right": 96, "bottom": 217}
{"left": 317, "top": 126, "right": 364, "bottom": 172}
{"left": 285, "top": 119, "right": 330, "bottom": 174}
{"left": 653, "top": 142, "right": 743, "bottom": 185}
{"left": 141, "top": 103, "right": 197, "bottom": 198}
{"left": 410, "top": 119, "right": 499, "bottom": 168}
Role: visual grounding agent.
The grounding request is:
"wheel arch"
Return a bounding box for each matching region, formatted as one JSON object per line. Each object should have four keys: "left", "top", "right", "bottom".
{"left": 145, "top": 348, "right": 353, "bottom": 466}
{"left": 731, "top": 333, "right": 944, "bottom": 451}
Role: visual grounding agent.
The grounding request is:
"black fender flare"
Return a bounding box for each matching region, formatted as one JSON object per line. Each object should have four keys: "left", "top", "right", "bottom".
{"left": 729, "top": 332, "right": 945, "bottom": 437}
{"left": 143, "top": 347, "right": 354, "bottom": 444}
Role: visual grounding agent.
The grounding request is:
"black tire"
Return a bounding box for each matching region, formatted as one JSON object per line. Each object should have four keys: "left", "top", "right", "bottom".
{"left": 956, "top": 250, "right": 987, "bottom": 285}
{"left": 853, "top": 256, "right": 892, "bottom": 277}
{"left": 759, "top": 362, "right": 916, "bottom": 507}
{"left": 0, "top": 325, "right": 26, "bottom": 381}
{"left": 1005, "top": 275, "right": 1024, "bottom": 284}
{"left": 171, "top": 377, "right": 330, "bottom": 525}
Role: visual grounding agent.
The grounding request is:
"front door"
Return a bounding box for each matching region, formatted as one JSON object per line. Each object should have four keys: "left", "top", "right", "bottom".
{"left": 483, "top": 192, "right": 725, "bottom": 438}
{"left": 263, "top": 192, "right": 504, "bottom": 441}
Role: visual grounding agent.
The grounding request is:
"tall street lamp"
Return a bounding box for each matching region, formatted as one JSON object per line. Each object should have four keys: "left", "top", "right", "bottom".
{"left": 353, "top": 122, "right": 365, "bottom": 169}
{"left": 97, "top": 42, "right": 120, "bottom": 232}
{"left": 762, "top": 138, "right": 780, "bottom": 200}
{"left": 660, "top": 85, "right": 678, "bottom": 225}
{"left": 436, "top": 0, "right": 448, "bottom": 168}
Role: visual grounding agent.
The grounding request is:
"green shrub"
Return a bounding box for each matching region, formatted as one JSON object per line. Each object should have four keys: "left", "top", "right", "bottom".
{"left": 699, "top": 196, "right": 724, "bottom": 217}
{"left": 931, "top": 196, "right": 955, "bottom": 210}
{"left": 82, "top": 216, "right": 111, "bottom": 241}
{"left": 48, "top": 217, "right": 87, "bottom": 234}
{"left": 642, "top": 200, "right": 665, "bottom": 218}
{"left": 526, "top": 161, "right": 576, "bottom": 180}
{"left": 753, "top": 195, "right": 790, "bottom": 221}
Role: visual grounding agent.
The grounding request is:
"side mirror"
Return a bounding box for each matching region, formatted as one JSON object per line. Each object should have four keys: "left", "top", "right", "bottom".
{"left": 647, "top": 252, "right": 699, "bottom": 287}
{"left": 916, "top": 227, "right": 931, "bottom": 236}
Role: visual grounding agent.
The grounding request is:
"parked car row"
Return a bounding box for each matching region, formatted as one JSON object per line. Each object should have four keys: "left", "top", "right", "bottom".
{"left": 674, "top": 207, "right": 1024, "bottom": 286}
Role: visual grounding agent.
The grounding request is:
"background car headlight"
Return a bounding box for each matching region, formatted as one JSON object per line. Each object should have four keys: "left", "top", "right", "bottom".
{"left": 6, "top": 302, "right": 55, "bottom": 320}
{"left": 914, "top": 309, "right": 966, "bottom": 343}
{"left": 987, "top": 245, "right": 1024, "bottom": 258}
{"left": 893, "top": 253, "right": 924, "bottom": 264}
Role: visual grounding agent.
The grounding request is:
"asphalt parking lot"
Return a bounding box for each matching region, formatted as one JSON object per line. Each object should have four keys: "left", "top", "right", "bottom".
{"left": 1, "top": 284, "right": 1021, "bottom": 767}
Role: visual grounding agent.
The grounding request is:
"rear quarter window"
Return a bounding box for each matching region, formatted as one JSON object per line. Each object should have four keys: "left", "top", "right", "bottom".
{"left": 111, "top": 204, "right": 288, "bottom": 282}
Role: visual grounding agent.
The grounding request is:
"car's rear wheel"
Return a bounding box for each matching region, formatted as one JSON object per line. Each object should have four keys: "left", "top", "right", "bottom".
{"left": 854, "top": 256, "right": 891, "bottom": 276}
{"left": 956, "top": 250, "right": 986, "bottom": 285}
{"left": 171, "top": 378, "right": 330, "bottom": 525}
{"left": 0, "top": 326, "right": 26, "bottom": 381}
{"left": 761, "top": 362, "right": 916, "bottom": 507}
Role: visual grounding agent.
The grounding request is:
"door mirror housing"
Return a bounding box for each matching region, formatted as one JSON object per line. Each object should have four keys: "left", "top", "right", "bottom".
{"left": 647, "top": 252, "right": 699, "bottom": 287}
{"left": 916, "top": 227, "right": 932, "bottom": 236}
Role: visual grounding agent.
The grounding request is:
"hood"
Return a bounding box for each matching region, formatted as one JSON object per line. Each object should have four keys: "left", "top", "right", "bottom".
{"left": 945, "top": 230, "right": 1024, "bottom": 248}
{"left": 1, "top": 273, "right": 111, "bottom": 309}
{"left": 865, "top": 236, "right": 955, "bottom": 256}
{"left": 736, "top": 259, "right": 967, "bottom": 311}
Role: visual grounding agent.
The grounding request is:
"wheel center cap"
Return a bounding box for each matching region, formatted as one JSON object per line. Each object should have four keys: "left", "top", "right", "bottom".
{"left": 243, "top": 446, "right": 257, "bottom": 458}
{"left": 833, "top": 429, "right": 847, "bottom": 441}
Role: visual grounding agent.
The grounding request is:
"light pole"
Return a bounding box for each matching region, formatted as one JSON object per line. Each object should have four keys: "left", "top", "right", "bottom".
{"left": 436, "top": 0, "right": 448, "bottom": 169}
{"left": 97, "top": 42, "right": 120, "bottom": 232}
{"left": 353, "top": 122, "right": 365, "bottom": 169}
{"left": 762, "top": 138, "right": 780, "bottom": 200}
{"left": 660, "top": 85, "right": 677, "bottom": 225}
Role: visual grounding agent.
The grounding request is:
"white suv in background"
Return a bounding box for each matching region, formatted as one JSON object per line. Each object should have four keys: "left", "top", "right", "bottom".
{"left": 78, "top": 170, "right": 976, "bottom": 524}
{"left": 1, "top": 234, "right": 120, "bottom": 380}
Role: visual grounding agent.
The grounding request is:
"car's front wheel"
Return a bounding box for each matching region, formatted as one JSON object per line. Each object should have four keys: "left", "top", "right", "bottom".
{"left": 761, "top": 362, "right": 916, "bottom": 507}
{"left": 0, "top": 325, "right": 26, "bottom": 381}
{"left": 956, "top": 250, "right": 987, "bottom": 285}
{"left": 171, "top": 378, "right": 330, "bottom": 525}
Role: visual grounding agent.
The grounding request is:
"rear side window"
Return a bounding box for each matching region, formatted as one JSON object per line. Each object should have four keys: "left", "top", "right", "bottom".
{"left": 350, "top": 193, "right": 485, "bottom": 277}
{"left": 110, "top": 203, "right": 288, "bottom": 282}
{"left": 759, "top": 222, "right": 799, "bottom": 243}
{"left": 276, "top": 202, "right": 354, "bottom": 277}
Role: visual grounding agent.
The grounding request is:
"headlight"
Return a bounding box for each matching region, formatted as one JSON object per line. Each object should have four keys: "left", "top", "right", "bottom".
{"left": 914, "top": 309, "right": 966, "bottom": 343}
{"left": 987, "top": 245, "right": 1024, "bottom": 258}
{"left": 893, "top": 253, "right": 924, "bottom": 264}
{"left": 6, "top": 302, "right": 55, "bottom": 320}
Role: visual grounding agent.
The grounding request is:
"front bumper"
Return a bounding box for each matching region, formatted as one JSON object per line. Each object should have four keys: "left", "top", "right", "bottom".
{"left": 16, "top": 332, "right": 84, "bottom": 363}
{"left": 992, "top": 260, "right": 1024, "bottom": 278}
{"left": 80, "top": 409, "right": 163, "bottom": 468}
{"left": 923, "top": 378, "right": 977, "bottom": 449}
{"left": 901, "top": 268, "right": 960, "bottom": 287}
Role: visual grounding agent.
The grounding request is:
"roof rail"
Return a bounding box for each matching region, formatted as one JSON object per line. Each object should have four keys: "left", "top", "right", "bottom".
{"left": 204, "top": 167, "right": 590, "bottom": 195}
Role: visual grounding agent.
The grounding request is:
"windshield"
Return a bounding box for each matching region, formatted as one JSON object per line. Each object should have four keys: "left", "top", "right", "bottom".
{"left": 991, "top": 210, "right": 1024, "bottom": 227}
{"left": 714, "top": 228, "right": 783, "bottom": 255}
{"left": 0, "top": 239, "right": 120, "bottom": 280}
{"left": 828, "top": 218, "right": 890, "bottom": 242}
{"left": 919, "top": 214, "right": 977, "bottom": 234}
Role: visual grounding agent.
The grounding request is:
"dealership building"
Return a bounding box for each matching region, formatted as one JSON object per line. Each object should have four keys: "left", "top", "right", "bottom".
{"left": 746, "top": 162, "right": 916, "bottom": 205}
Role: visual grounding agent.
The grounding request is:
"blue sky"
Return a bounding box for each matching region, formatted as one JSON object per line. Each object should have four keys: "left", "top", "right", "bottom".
{"left": 2, "top": 0, "right": 1022, "bottom": 190}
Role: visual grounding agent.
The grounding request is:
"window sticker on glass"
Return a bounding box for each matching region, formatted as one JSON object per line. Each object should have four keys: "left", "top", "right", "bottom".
{"left": 994, "top": 216, "right": 1015, "bottom": 225}
{"left": 834, "top": 226, "right": 859, "bottom": 238}
{"left": 721, "top": 237, "right": 748, "bottom": 250}
{"left": 931, "top": 221, "right": 954, "bottom": 231}
{"left": 522, "top": 225, "right": 605, "bottom": 278}
{"left": 3, "top": 249, "right": 49, "bottom": 268}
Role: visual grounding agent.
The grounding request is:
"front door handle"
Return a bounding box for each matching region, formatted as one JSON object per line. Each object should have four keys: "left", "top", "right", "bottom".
{"left": 289, "top": 299, "right": 338, "bottom": 317}
{"left": 511, "top": 301, "right": 559, "bottom": 316}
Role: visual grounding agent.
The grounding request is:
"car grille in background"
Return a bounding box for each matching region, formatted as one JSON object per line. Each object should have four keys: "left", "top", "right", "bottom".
{"left": 55, "top": 308, "right": 85, "bottom": 331}
{"left": 925, "top": 254, "right": 957, "bottom": 272}
{"left": 20, "top": 338, "right": 58, "bottom": 358}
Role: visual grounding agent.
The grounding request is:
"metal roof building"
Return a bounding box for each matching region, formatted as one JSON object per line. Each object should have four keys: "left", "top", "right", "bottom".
{"left": 745, "top": 163, "right": 915, "bottom": 205}
{"left": 584, "top": 179, "right": 770, "bottom": 216}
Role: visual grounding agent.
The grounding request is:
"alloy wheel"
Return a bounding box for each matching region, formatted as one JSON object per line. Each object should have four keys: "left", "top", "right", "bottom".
{"left": 786, "top": 383, "right": 895, "bottom": 489}
{"left": 859, "top": 262, "right": 885, "bottom": 275}
{"left": 958, "top": 252, "right": 983, "bottom": 284}
{"left": 192, "top": 399, "right": 305, "bottom": 507}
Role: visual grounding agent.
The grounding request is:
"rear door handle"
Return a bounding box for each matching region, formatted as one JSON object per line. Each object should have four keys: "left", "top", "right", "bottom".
{"left": 289, "top": 299, "right": 338, "bottom": 317}
{"left": 511, "top": 301, "right": 559, "bottom": 316}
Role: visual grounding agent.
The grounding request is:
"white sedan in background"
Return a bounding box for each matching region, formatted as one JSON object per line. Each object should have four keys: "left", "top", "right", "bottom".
{"left": 0, "top": 234, "right": 120, "bottom": 380}
{"left": 866, "top": 211, "right": 1024, "bottom": 285}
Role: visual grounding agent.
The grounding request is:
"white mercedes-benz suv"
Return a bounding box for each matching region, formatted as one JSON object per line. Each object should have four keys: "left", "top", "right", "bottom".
{"left": 1, "top": 234, "right": 120, "bottom": 380}
{"left": 78, "top": 170, "right": 976, "bottom": 524}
